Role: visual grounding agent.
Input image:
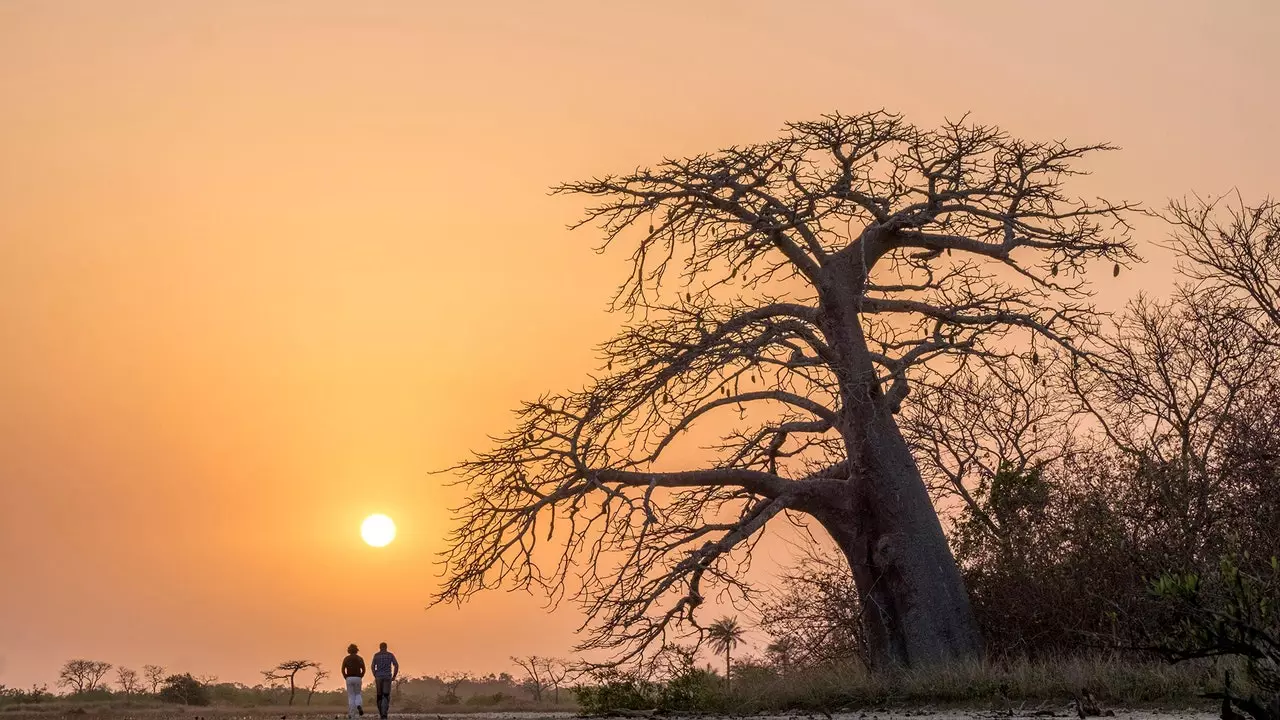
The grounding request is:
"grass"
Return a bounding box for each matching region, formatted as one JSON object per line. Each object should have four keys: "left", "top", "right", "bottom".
{"left": 750, "top": 656, "right": 1223, "bottom": 710}
{"left": 578, "top": 655, "right": 1232, "bottom": 715}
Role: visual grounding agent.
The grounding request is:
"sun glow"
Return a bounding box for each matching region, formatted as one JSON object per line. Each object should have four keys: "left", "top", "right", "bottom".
{"left": 360, "top": 514, "right": 396, "bottom": 547}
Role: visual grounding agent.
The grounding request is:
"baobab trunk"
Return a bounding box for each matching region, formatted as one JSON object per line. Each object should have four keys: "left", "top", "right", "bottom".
{"left": 811, "top": 243, "right": 983, "bottom": 668}
{"left": 813, "top": 409, "right": 983, "bottom": 667}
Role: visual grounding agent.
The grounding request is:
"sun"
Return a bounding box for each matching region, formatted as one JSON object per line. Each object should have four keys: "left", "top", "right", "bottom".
{"left": 360, "top": 514, "right": 396, "bottom": 547}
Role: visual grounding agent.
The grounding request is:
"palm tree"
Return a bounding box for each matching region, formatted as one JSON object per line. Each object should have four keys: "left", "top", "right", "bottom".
{"left": 707, "top": 616, "right": 745, "bottom": 688}
{"left": 765, "top": 636, "right": 796, "bottom": 673}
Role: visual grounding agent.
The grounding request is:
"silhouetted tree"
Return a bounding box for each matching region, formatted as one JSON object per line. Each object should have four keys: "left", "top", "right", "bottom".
{"left": 437, "top": 672, "right": 470, "bottom": 705}
{"left": 1166, "top": 194, "right": 1280, "bottom": 338}
{"left": 57, "top": 659, "right": 112, "bottom": 694}
{"left": 511, "top": 657, "right": 549, "bottom": 702}
{"left": 142, "top": 665, "right": 166, "bottom": 694}
{"left": 261, "top": 660, "right": 319, "bottom": 706}
{"left": 707, "top": 617, "right": 744, "bottom": 687}
{"left": 306, "top": 667, "right": 329, "bottom": 705}
{"left": 116, "top": 667, "right": 142, "bottom": 696}
{"left": 435, "top": 111, "right": 1136, "bottom": 668}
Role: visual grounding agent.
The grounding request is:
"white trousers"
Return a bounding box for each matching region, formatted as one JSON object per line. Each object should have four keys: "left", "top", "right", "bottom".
{"left": 346, "top": 677, "right": 363, "bottom": 717}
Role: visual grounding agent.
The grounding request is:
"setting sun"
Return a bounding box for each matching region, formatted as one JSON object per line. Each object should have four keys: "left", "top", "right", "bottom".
{"left": 360, "top": 514, "right": 396, "bottom": 547}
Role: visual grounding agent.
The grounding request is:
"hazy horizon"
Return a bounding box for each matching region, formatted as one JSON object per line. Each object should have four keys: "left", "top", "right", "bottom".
{"left": 2, "top": 0, "right": 1278, "bottom": 690}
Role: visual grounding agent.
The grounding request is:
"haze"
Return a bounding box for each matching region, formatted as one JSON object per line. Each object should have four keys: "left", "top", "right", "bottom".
{"left": 1, "top": 0, "right": 1276, "bottom": 689}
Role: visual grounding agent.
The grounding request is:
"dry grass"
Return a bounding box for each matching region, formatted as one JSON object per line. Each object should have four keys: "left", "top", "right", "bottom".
{"left": 725, "top": 656, "right": 1226, "bottom": 713}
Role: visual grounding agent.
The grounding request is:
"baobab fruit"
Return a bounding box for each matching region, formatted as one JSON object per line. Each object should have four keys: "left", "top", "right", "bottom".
{"left": 1113, "top": 263, "right": 1120, "bottom": 277}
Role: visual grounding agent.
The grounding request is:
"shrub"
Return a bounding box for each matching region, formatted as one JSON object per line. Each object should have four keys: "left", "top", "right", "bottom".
{"left": 158, "top": 674, "right": 210, "bottom": 706}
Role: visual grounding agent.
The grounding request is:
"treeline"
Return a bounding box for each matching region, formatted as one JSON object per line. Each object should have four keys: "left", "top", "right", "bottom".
{"left": 0, "top": 657, "right": 576, "bottom": 710}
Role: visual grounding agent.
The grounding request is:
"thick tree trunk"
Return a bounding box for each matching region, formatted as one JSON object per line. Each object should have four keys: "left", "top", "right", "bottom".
{"left": 812, "top": 409, "right": 983, "bottom": 667}
{"left": 809, "top": 242, "right": 983, "bottom": 668}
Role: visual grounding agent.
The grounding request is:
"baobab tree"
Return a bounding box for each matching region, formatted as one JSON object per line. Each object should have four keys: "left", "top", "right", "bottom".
{"left": 434, "top": 111, "right": 1136, "bottom": 668}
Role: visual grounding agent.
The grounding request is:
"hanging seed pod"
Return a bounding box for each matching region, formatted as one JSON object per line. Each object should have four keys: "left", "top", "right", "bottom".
{"left": 648, "top": 224, "right": 654, "bottom": 234}
{"left": 1113, "top": 263, "right": 1120, "bottom": 277}
{"left": 1051, "top": 263, "right": 1059, "bottom": 277}
{"left": 685, "top": 291, "right": 691, "bottom": 302}
{"left": 606, "top": 360, "right": 612, "bottom": 371}
{"left": 1032, "top": 351, "right": 1040, "bottom": 365}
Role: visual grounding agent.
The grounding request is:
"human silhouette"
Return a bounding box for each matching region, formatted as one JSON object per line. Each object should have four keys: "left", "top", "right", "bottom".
{"left": 370, "top": 642, "right": 399, "bottom": 719}
{"left": 341, "top": 643, "right": 365, "bottom": 718}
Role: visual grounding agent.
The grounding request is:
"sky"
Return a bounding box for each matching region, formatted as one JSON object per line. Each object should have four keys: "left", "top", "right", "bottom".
{"left": 1, "top": 0, "right": 1277, "bottom": 690}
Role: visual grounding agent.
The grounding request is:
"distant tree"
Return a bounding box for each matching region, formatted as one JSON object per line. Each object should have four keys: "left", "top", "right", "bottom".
{"left": 511, "top": 656, "right": 549, "bottom": 702}
{"left": 438, "top": 672, "right": 470, "bottom": 705}
{"left": 142, "top": 665, "right": 166, "bottom": 694}
{"left": 764, "top": 637, "right": 796, "bottom": 672}
{"left": 706, "top": 617, "right": 744, "bottom": 687}
{"left": 306, "top": 667, "right": 329, "bottom": 705}
{"left": 158, "top": 674, "right": 210, "bottom": 706}
{"left": 261, "top": 660, "right": 319, "bottom": 706}
{"left": 57, "top": 659, "right": 113, "bottom": 694}
{"left": 116, "top": 667, "right": 142, "bottom": 696}
{"left": 544, "top": 659, "right": 571, "bottom": 703}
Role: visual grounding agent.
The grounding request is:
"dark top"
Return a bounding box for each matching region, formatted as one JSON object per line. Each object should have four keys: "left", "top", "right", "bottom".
{"left": 342, "top": 653, "right": 365, "bottom": 679}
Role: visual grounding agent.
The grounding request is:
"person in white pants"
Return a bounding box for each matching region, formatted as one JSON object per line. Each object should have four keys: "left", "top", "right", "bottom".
{"left": 341, "top": 643, "right": 366, "bottom": 718}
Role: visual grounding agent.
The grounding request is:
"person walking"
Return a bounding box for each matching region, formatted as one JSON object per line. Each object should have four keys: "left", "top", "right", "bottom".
{"left": 342, "top": 643, "right": 366, "bottom": 718}
{"left": 370, "top": 642, "right": 399, "bottom": 719}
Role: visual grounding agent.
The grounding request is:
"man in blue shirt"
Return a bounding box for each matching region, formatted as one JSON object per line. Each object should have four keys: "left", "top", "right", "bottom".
{"left": 370, "top": 642, "right": 399, "bottom": 719}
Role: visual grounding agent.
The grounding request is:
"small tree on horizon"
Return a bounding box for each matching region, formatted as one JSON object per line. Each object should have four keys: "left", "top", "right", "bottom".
{"left": 261, "top": 660, "right": 319, "bottom": 706}
{"left": 142, "top": 665, "right": 166, "bottom": 695}
{"left": 57, "top": 659, "right": 113, "bottom": 694}
{"left": 306, "top": 667, "right": 329, "bottom": 705}
{"left": 116, "top": 667, "right": 142, "bottom": 696}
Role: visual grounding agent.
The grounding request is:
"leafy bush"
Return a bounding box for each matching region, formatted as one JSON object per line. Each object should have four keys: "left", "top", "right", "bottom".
{"left": 0, "top": 684, "right": 52, "bottom": 705}
{"left": 573, "top": 669, "right": 657, "bottom": 715}
{"left": 158, "top": 674, "right": 210, "bottom": 706}
{"left": 1152, "top": 553, "right": 1280, "bottom": 719}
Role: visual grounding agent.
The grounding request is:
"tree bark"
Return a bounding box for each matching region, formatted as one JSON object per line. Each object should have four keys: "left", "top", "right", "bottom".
{"left": 809, "top": 241, "right": 983, "bottom": 667}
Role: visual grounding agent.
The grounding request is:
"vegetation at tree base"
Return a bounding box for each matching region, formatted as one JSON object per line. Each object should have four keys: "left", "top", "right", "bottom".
{"left": 572, "top": 655, "right": 1221, "bottom": 715}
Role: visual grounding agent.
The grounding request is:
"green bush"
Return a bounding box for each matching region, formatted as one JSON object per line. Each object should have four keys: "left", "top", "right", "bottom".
{"left": 573, "top": 669, "right": 656, "bottom": 715}
{"left": 1152, "top": 553, "right": 1280, "bottom": 719}
{"left": 157, "top": 674, "right": 210, "bottom": 706}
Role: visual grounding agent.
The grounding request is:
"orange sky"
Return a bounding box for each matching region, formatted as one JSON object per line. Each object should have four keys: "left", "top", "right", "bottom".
{"left": 1, "top": 0, "right": 1277, "bottom": 690}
